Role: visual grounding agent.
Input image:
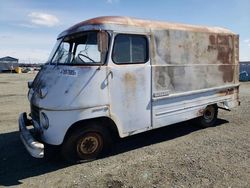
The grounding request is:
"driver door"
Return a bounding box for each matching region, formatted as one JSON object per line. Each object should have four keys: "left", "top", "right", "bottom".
{"left": 108, "top": 33, "right": 151, "bottom": 135}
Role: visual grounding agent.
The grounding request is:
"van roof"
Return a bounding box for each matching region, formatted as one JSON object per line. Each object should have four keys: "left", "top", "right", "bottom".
{"left": 59, "top": 16, "right": 235, "bottom": 38}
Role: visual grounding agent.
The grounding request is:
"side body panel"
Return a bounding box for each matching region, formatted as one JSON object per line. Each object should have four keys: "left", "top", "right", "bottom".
{"left": 151, "top": 29, "right": 239, "bottom": 128}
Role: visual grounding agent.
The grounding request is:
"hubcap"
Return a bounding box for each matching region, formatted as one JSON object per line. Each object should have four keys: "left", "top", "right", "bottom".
{"left": 77, "top": 133, "right": 101, "bottom": 155}
{"left": 203, "top": 106, "right": 215, "bottom": 123}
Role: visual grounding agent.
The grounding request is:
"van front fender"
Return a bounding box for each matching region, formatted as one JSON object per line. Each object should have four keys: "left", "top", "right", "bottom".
{"left": 40, "top": 105, "right": 111, "bottom": 145}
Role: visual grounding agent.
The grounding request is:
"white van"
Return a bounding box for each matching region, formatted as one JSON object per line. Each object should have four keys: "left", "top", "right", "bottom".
{"left": 19, "top": 16, "right": 240, "bottom": 162}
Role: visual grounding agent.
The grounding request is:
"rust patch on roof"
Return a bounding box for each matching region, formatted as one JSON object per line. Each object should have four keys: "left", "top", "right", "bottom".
{"left": 65, "top": 16, "right": 235, "bottom": 34}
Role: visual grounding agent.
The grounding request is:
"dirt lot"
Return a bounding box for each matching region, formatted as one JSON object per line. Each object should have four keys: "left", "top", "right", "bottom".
{"left": 0, "top": 73, "right": 249, "bottom": 188}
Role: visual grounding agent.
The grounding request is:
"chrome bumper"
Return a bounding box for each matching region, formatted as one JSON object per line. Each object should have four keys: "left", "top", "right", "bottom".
{"left": 19, "top": 113, "right": 44, "bottom": 158}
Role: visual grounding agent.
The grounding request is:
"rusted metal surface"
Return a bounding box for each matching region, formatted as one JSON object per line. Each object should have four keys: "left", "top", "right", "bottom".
{"left": 65, "top": 16, "right": 234, "bottom": 35}
{"left": 151, "top": 29, "right": 239, "bottom": 94}
{"left": 150, "top": 26, "right": 239, "bottom": 128}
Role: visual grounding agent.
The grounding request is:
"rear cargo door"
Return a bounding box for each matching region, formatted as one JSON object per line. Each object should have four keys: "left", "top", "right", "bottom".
{"left": 108, "top": 33, "right": 151, "bottom": 135}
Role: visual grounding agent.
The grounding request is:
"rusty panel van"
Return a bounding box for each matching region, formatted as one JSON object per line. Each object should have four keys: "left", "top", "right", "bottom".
{"left": 19, "top": 16, "right": 240, "bottom": 162}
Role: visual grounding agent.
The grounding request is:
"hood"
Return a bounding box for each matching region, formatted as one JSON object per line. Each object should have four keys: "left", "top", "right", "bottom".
{"left": 30, "top": 64, "right": 109, "bottom": 110}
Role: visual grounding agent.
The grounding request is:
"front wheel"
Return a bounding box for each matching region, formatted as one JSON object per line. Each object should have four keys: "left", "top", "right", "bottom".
{"left": 61, "top": 123, "right": 112, "bottom": 163}
{"left": 196, "top": 104, "right": 218, "bottom": 128}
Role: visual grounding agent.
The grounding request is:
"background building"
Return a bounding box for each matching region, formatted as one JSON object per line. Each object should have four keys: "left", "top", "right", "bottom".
{"left": 240, "top": 61, "right": 250, "bottom": 81}
{"left": 0, "top": 56, "right": 19, "bottom": 72}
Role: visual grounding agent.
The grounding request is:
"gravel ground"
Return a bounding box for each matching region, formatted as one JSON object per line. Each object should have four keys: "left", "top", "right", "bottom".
{"left": 0, "top": 73, "right": 249, "bottom": 188}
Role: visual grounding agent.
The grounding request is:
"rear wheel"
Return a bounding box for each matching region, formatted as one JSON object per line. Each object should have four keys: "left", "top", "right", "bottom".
{"left": 61, "top": 123, "right": 112, "bottom": 163}
{"left": 196, "top": 104, "right": 218, "bottom": 128}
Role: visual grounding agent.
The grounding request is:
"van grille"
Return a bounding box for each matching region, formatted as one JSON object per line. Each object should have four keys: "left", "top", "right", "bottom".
{"left": 31, "top": 104, "right": 40, "bottom": 123}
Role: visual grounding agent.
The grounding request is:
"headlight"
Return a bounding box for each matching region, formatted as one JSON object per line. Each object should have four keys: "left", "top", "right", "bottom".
{"left": 38, "top": 87, "right": 48, "bottom": 98}
{"left": 40, "top": 112, "right": 49, "bottom": 129}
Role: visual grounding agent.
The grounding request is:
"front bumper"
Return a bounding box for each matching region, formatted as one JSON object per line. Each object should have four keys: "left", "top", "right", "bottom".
{"left": 19, "top": 112, "right": 44, "bottom": 158}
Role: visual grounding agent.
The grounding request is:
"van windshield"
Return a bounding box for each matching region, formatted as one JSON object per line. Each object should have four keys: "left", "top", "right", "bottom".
{"left": 48, "top": 31, "right": 105, "bottom": 65}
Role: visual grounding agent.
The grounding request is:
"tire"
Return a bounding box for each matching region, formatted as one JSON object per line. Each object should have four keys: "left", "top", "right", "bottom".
{"left": 195, "top": 104, "right": 218, "bottom": 128}
{"left": 61, "top": 123, "right": 112, "bottom": 163}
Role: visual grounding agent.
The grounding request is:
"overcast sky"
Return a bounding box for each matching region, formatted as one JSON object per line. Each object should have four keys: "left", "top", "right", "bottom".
{"left": 0, "top": 0, "right": 249, "bottom": 63}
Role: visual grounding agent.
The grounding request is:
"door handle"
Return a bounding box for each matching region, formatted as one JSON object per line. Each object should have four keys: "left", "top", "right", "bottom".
{"left": 101, "top": 70, "right": 113, "bottom": 89}
{"left": 107, "top": 70, "right": 113, "bottom": 79}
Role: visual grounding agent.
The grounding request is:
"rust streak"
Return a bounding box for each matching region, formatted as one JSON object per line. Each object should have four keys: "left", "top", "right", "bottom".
{"left": 65, "top": 16, "right": 235, "bottom": 35}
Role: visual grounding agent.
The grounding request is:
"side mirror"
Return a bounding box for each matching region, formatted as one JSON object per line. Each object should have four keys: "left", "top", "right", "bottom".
{"left": 28, "top": 80, "right": 33, "bottom": 89}
{"left": 98, "top": 31, "right": 109, "bottom": 53}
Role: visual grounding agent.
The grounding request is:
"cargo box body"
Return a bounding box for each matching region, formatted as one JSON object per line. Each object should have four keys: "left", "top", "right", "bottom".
{"left": 150, "top": 26, "right": 239, "bottom": 128}
{"left": 19, "top": 17, "right": 240, "bottom": 160}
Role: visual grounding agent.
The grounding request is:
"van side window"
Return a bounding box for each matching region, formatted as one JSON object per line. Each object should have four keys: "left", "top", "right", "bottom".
{"left": 112, "top": 34, "right": 148, "bottom": 64}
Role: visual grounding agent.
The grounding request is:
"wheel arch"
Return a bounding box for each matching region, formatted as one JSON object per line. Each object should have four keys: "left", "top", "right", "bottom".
{"left": 63, "top": 116, "right": 120, "bottom": 144}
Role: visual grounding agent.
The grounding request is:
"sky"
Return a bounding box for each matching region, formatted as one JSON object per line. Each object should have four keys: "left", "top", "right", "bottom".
{"left": 0, "top": 0, "right": 249, "bottom": 63}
